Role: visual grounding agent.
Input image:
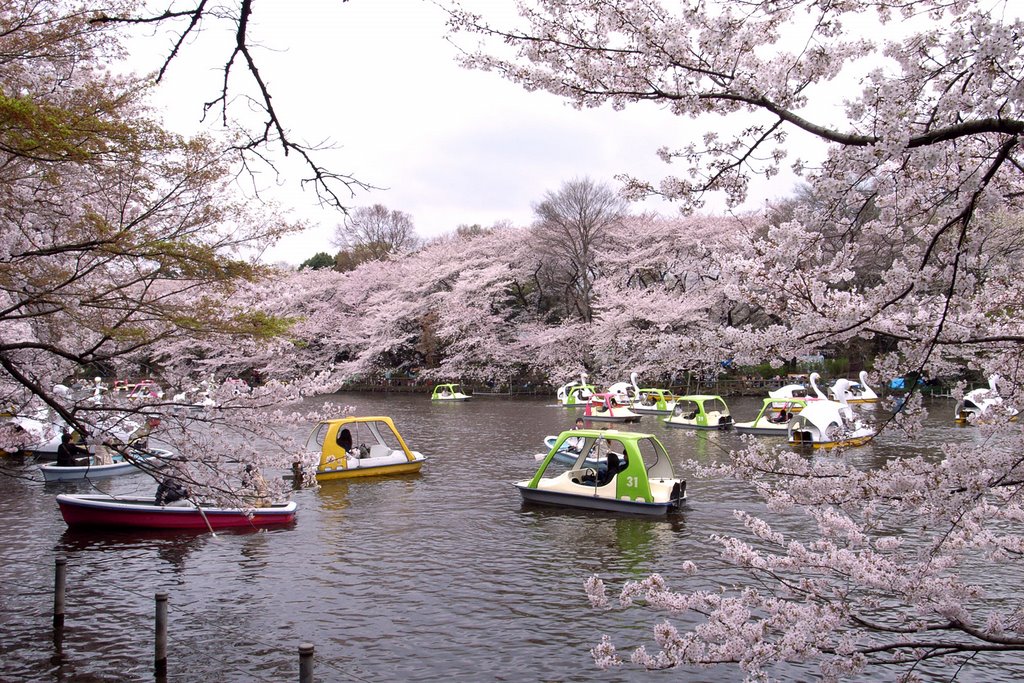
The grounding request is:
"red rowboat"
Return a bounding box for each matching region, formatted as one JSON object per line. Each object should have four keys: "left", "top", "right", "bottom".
{"left": 56, "top": 494, "right": 297, "bottom": 530}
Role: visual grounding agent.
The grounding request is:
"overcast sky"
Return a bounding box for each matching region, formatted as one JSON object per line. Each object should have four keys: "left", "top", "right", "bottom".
{"left": 142, "top": 0, "right": 800, "bottom": 264}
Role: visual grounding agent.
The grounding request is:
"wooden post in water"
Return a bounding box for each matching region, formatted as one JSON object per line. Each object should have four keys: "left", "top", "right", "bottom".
{"left": 53, "top": 557, "right": 66, "bottom": 629}
{"left": 298, "top": 643, "right": 314, "bottom": 683}
{"left": 155, "top": 592, "right": 168, "bottom": 675}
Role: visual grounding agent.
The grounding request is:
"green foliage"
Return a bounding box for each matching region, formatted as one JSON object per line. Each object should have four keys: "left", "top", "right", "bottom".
{"left": 734, "top": 363, "right": 780, "bottom": 379}
{"left": 299, "top": 252, "right": 335, "bottom": 270}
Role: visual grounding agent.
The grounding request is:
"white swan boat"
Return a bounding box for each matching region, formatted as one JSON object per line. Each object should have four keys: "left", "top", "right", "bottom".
{"left": 788, "top": 379, "right": 874, "bottom": 448}
{"left": 606, "top": 372, "right": 640, "bottom": 405}
{"left": 556, "top": 372, "right": 598, "bottom": 408}
{"left": 767, "top": 372, "right": 828, "bottom": 407}
{"left": 582, "top": 393, "right": 642, "bottom": 423}
{"left": 828, "top": 371, "right": 879, "bottom": 403}
{"left": 954, "top": 375, "right": 1015, "bottom": 424}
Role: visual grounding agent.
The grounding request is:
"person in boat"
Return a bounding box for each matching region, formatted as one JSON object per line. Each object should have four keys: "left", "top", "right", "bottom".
{"left": 93, "top": 439, "right": 115, "bottom": 466}
{"left": 337, "top": 427, "right": 354, "bottom": 453}
{"left": 598, "top": 452, "right": 624, "bottom": 486}
{"left": 441, "top": 387, "right": 452, "bottom": 398}
{"left": 242, "top": 463, "right": 271, "bottom": 505}
{"left": 56, "top": 431, "right": 88, "bottom": 466}
{"left": 155, "top": 477, "right": 189, "bottom": 505}
{"left": 566, "top": 418, "right": 586, "bottom": 453}
{"left": 770, "top": 408, "right": 790, "bottom": 424}
{"left": 129, "top": 417, "right": 161, "bottom": 451}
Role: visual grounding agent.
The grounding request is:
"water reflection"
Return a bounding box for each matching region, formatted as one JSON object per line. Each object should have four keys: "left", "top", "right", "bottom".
{"left": 57, "top": 527, "right": 212, "bottom": 571}
{"left": 1, "top": 393, "right": 1018, "bottom": 682}
{"left": 314, "top": 480, "right": 351, "bottom": 511}
{"left": 520, "top": 503, "right": 686, "bottom": 568}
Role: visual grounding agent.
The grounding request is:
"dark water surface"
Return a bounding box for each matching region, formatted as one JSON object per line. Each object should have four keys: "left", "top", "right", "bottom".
{"left": 0, "top": 394, "right": 1015, "bottom": 681}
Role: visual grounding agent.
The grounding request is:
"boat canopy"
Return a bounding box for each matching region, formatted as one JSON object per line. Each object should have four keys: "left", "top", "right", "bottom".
{"left": 752, "top": 397, "right": 809, "bottom": 419}
{"left": 673, "top": 395, "right": 729, "bottom": 414}
{"left": 531, "top": 429, "right": 676, "bottom": 488}
{"left": 306, "top": 416, "right": 417, "bottom": 468}
{"left": 431, "top": 383, "right": 466, "bottom": 399}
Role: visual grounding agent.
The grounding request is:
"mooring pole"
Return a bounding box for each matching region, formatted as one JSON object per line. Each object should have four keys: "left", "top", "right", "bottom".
{"left": 299, "top": 642, "right": 314, "bottom": 683}
{"left": 155, "top": 592, "right": 168, "bottom": 675}
{"left": 53, "top": 557, "right": 66, "bottom": 629}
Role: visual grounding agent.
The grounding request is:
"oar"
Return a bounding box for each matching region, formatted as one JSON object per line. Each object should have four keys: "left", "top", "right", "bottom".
{"left": 190, "top": 497, "right": 217, "bottom": 537}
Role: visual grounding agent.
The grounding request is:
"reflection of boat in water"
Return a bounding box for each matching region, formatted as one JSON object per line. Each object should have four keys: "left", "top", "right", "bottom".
{"left": 583, "top": 393, "right": 641, "bottom": 423}
{"left": 663, "top": 395, "right": 733, "bottom": 430}
{"left": 517, "top": 429, "right": 685, "bottom": 515}
{"left": 430, "top": 383, "right": 471, "bottom": 401}
{"left": 788, "top": 380, "right": 874, "bottom": 448}
{"left": 56, "top": 494, "right": 297, "bottom": 530}
{"left": 734, "top": 398, "right": 808, "bottom": 435}
{"left": 309, "top": 416, "right": 426, "bottom": 480}
{"left": 57, "top": 526, "right": 215, "bottom": 568}
{"left": 40, "top": 448, "right": 172, "bottom": 482}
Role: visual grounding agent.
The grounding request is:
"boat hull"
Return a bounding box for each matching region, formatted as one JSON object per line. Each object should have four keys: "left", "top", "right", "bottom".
{"left": 663, "top": 420, "right": 732, "bottom": 430}
{"left": 789, "top": 434, "right": 874, "bottom": 449}
{"left": 584, "top": 414, "right": 641, "bottom": 423}
{"left": 56, "top": 495, "right": 296, "bottom": 529}
{"left": 733, "top": 424, "right": 788, "bottom": 436}
{"left": 40, "top": 449, "right": 171, "bottom": 482}
{"left": 630, "top": 405, "right": 672, "bottom": 415}
{"left": 316, "top": 459, "right": 425, "bottom": 480}
{"left": 516, "top": 485, "right": 681, "bottom": 516}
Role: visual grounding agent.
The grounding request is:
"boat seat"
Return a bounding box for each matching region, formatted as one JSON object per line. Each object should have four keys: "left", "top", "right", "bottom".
{"left": 368, "top": 444, "right": 391, "bottom": 459}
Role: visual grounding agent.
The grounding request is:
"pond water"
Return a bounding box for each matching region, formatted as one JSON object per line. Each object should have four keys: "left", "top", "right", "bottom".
{"left": 0, "top": 393, "right": 1016, "bottom": 682}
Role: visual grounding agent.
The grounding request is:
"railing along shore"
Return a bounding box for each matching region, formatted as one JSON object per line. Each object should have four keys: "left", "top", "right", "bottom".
{"left": 338, "top": 377, "right": 954, "bottom": 398}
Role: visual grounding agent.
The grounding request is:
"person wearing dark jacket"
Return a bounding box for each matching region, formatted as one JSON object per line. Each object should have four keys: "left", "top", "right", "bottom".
{"left": 56, "top": 432, "right": 87, "bottom": 466}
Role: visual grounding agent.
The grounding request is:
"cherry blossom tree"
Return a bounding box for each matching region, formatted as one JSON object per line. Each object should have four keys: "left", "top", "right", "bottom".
{"left": 448, "top": 0, "right": 1024, "bottom": 678}
{"left": 589, "top": 213, "right": 758, "bottom": 379}
{"left": 0, "top": 1, "right": 343, "bottom": 503}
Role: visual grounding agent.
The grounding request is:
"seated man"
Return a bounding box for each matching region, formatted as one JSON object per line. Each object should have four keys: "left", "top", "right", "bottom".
{"left": 597, "top": 453, "right": 621, "bottom": 487}
{"left": 565, "top": 418, "right": 586, "bottom": 453}
{"left": 56, "top": 432, "right": 88, "bottom": 467}
{"left": 155, "top": 478, "right": 189, "bottom": 505}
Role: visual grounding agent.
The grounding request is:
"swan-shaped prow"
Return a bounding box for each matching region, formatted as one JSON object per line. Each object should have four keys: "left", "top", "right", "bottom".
{"left": 809, "top": 372, "right": 827, "bottom": 400}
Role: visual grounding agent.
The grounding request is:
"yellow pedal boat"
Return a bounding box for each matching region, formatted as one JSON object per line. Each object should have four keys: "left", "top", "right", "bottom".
{"left": 307, "top": 416, "right": 427, "bottom": 481}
